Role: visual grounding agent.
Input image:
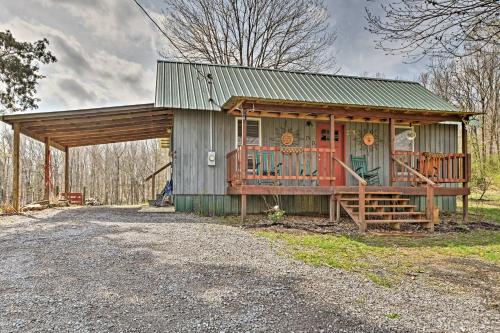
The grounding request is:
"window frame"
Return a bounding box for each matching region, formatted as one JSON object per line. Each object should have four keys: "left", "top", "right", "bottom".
{"left": 235, "top": 117, "right": 262, "bottom": 148}
{"left": 395, "top": 125, "right": 416, "bottom": 152}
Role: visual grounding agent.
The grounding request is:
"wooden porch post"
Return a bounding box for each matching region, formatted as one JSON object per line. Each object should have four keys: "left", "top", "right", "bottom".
{"left": 240, "top": 109, "right": 248, "bottom": 221}
{"left": 44, "top": 137, "right": 51, "bottom": 201}
{"left": 329, "top": 114, "right": 336, "bottom": 222}
{"left": 389, "top": 118, "right": 395, "bottom": 186}
{"left": 462, "top": 122, "right": 468, "bottom": 222}
{"left": 12, "top": 123, "right": 21, "bottom": 212}
{"left": 64, "top": 146, "right": 70, "bottom": 195}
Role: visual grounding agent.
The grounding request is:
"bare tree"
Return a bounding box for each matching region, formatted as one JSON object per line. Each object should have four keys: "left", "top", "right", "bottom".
{"left": 160, "top": 0, "right": 336, "bottom": 71}
{"left": 366, "top": 0, "right": 500, "bottom": 61}
{"left": 419, "top": 45, "right": 499, "bottom": 198}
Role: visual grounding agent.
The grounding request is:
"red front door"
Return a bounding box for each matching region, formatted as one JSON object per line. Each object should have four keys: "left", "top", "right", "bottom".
{"left": 316, "top": 123, "right": 345, "bottom": 186}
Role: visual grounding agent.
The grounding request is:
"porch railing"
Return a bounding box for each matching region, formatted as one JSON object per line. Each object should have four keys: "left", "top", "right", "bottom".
{"left": 392, "top": 151, "right": 470, "bottom": 183}
{"left": 333, "top": 156, "right": 367, "bottom": 232}
{"left": 392, "top": 157, "right": 436, "bottom": 231}
{"left": 226, "top": 146, "right": 335, "bottom": 185}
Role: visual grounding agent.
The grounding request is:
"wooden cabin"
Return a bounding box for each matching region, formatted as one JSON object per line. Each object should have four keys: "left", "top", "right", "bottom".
{"left": 1, "top": 61, "right": 476, "bottom": 232}
{"left": 156, "top": 62, "right": 474, "bottom": 231}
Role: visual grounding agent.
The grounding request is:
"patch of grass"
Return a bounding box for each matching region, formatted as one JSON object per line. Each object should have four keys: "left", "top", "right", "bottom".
{"left": 258, "top": 230, "right": 500, "bottom": 287}
{"left": 385, "top": 313, "right": 401, "bottom": 320}
{"left": 460, "top": 189, "right": 500, "bottom": 223}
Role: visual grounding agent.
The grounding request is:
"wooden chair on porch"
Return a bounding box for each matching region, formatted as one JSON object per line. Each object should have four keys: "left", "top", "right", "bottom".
{"left": 350, "top": 155, "right": 381, "bottom": 185}
{"left": 255, "top": 151, "right": 282, "bottom": 185}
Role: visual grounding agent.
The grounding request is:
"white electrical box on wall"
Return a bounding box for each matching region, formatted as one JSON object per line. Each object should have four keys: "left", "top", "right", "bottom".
{"left": 207, "top": 151, "right": 216, "bottom": 166}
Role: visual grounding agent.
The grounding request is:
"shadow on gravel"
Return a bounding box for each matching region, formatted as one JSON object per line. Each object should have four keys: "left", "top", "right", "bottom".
{"left": 0, "top": 207, "right": 401, "bottom": 333}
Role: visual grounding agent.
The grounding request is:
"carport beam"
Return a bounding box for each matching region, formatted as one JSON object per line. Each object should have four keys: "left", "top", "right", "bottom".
{"left": 12, "top": 123, "right": 20, "bottom": 212}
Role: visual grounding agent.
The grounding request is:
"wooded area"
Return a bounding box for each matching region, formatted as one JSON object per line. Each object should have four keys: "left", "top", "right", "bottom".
{"left": 0, "top": 123, "right": 170, "bottom": 207}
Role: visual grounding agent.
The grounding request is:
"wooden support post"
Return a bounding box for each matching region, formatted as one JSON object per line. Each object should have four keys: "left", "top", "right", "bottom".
{"left": 44, "top": 137, "right": 51, "bottom": 201}
{"left": 240, "top": 111, "right": 248, "bottom": 222}
{"left": 426, "top": 184, "right": 435, "bottom": 232}
{"left": 336, "top": 199, "right": 341, "bottom": 222}
{"left": 330, "top": 115, "right": 335, "bottom": 186}
{"left": 329, "top": 194, "right": 335, "bottom": 222}
{"left": 64, "top": 146, "right": 70, "bottom": 195}
{"left": 389, "top": 118, "right": 395, "bottom": 186}
{"left": 241, "top": 194, "right": 247, "bottom": 222}
{"left": 358, "top": 184, "right": 366, "bottom": 232}
{"left": 12, "top": 123, "right": 21, "bottom": 212}
{"left": 83, "top": 187, "right": 86, "bottom": 205}
{"left": 240, "top": 110, "right": 248, "bottom": 184}
{"left": 461, "top": 122, "right": 468, "bottom": 223}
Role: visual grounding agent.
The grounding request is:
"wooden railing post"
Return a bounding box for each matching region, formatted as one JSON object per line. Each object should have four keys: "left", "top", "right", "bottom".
{"left": 359, "top": 183, "right": 366, "bottom": 232}
{"left": 462, "top": 123, "right": 469, "bottom": 222}
{"left": 389, "top": 118, "right": 395, "bottom": 185}
{"left": 426, "top": 184, "right": 435, "bottom": 231}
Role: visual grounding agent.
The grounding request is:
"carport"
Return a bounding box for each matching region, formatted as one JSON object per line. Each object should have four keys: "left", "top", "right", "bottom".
{"left": 0, "top": 103, "right": 173, "bottom": 211}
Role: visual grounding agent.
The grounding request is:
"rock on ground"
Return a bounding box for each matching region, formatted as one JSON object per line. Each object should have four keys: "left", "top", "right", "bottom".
{"left": 0, "top": 207, "right": 497, "bottom": 333}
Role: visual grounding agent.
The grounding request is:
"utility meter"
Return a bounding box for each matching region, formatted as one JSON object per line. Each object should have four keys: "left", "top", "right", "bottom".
{"left": 207, "top": 151, "right": 216, "bottom": 166}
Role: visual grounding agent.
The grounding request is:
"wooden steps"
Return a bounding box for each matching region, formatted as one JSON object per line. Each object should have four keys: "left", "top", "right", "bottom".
{"left": 336, "top": 191, "right": 432, "bottom": 231}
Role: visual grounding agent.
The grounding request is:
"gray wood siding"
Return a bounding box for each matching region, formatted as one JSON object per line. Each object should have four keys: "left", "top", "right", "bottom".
{"left": 173, "top": 110, "right": 459, "bottom": 211}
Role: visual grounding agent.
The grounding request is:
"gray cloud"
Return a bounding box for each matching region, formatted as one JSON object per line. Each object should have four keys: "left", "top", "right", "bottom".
{"left": 58, "top": 78, "right": 98, "bottom": 102}
{"left": 0, "top": 0, "right": 427, "bottom": 112}
{"left": 50, "top": 35, "right": 92, "bottom": 75}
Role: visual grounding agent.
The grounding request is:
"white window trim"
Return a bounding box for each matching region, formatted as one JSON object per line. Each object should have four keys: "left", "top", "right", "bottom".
{"left": 235, "top": 117, "right": 262, "bottom": 148}
{"left": 395, "top": 125, "right": 416, "bottom": 152}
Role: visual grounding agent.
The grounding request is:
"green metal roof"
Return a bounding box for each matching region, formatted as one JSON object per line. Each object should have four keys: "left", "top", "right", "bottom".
{"left": 155, "top": 61, "right": 459, "bottom": 113}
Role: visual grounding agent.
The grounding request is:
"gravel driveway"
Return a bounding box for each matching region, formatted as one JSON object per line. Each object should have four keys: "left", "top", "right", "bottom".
{"left": 0, "top": 207, "right": 497, "bottom": 332}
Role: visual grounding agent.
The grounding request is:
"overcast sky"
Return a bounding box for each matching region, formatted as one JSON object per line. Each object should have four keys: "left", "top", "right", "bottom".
{"left": 0, "top": 0, "right": 428, "bottom": 112}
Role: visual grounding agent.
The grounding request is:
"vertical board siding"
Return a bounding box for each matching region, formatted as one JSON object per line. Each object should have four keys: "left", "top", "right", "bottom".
{"left": 345, "top": 122, "right": 390, "bottom": 185}
{"left": 173, "top": 109, "right": 459, "bottom": 213}
{"left": 174, "top": 194, "right": 329, "bottom": 215}
{"left": 414, "top": 123, "right": 459, "bottom": 212}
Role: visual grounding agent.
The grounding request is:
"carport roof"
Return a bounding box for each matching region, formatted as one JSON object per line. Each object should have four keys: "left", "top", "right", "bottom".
{"left": 0, "top": 103, "right": 172, "bottom": 150}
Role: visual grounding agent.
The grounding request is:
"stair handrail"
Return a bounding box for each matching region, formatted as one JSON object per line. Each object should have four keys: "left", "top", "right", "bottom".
{"left": 391, "top": 157, "right": 436, "bottom": 186}
{"left": 145, "top": 162, "right": 172, "bottom": 181}
{"left": 392, "top": 157, "right": 436, "bottom": 230}
{"left": 333, "top": 156, "right": 367, "bottom": 232}
{"left": 145, "top": 162, "right": 172, "bottom": 201}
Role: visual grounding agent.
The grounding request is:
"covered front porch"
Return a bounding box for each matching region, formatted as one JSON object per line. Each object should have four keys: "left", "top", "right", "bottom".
{"left": 224, "top": 98, "right": 473, "bottom": 232}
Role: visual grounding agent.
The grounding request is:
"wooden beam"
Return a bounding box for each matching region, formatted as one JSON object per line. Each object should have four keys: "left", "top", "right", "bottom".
{"left": 462, "top": 122, "right": 469, "bottom": 222}
{"left": 41, "top": 123, "right": 170, "bottom": 139}
{"left": 389, "top": 118, "right": 395, "bottom": 186}
{"left": 12, "top": 123, "right": 21, "bottom": 212}
{"left": 330, "top": 115, "right": 335, "bottom": 186}
{"left": 19, "top": 110, "right": 172, "bottom": 129}
{"left": 238, "top": 102, "right": 464, "bottom": 123}
{"left": 64, "top": 146, "right": 70, "bottom": 194}
{"left": 25, "top": 116, "right": 171, "bottom": 134}
{"left": 44, "top": 137, "right": 51, "bottom": 201}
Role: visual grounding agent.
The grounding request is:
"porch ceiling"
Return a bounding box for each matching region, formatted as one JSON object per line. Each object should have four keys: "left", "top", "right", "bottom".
{"left": 0, "top": 104, "right": 173, "bottom": 150}
{"left": 224, "top": 97, "right": 480, "bottom": 124}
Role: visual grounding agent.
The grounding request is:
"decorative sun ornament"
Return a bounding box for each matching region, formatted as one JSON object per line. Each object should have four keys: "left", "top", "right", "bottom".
{"left": 363, "top": 132, "right": 375, "bottom": 146}
{"left": 281, "top": 132, "right": 294, "bottom": 146}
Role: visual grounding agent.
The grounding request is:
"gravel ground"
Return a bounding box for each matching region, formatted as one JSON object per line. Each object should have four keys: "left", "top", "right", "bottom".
{"left": 0, "top": 207, "right": 497, "bottom": 333}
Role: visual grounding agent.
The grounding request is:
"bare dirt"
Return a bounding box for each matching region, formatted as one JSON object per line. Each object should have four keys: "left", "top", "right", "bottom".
{"left": 0, "top": 207, "right": 498, "bottom": 332}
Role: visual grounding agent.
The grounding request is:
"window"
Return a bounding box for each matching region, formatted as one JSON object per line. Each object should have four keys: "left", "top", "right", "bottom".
{"left": 236, "top": 117, "right": 261, "bottom": 147}
{"left": 395, "top": 127, "right": 416, "bottom": 152}
{"left": 320, "top": 129, "right": 339, "bottom": 142}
